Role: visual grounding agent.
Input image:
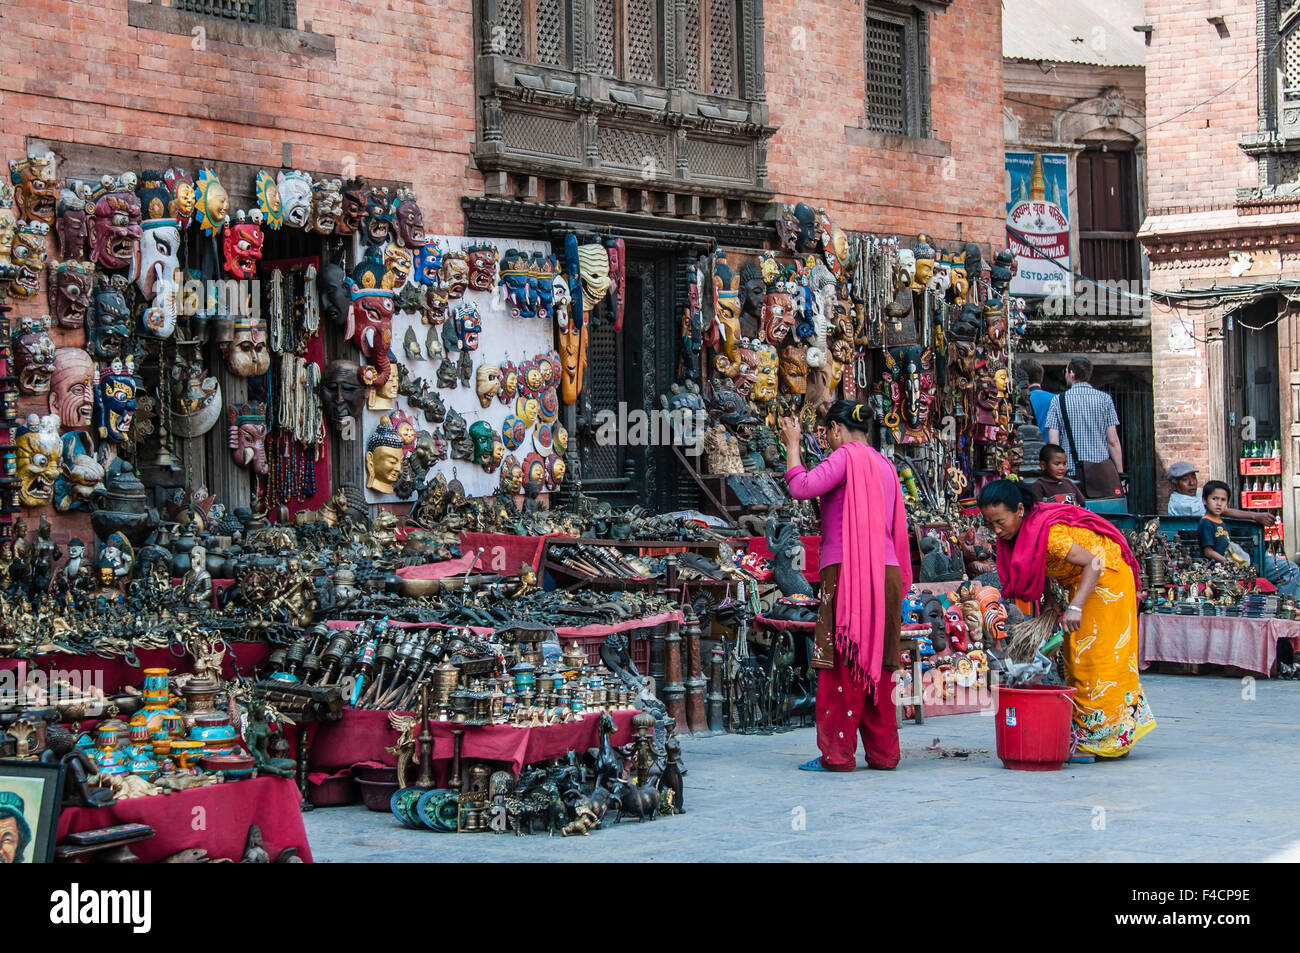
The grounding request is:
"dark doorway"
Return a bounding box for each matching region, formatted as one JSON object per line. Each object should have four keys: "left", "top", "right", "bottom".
{"left": 1227, "top": 297, "right": 1282, "bottom": 468}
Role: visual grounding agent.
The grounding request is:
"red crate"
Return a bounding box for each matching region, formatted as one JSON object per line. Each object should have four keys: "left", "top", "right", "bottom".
{"left": 1240, "top": 457, "right": 1282, "bottom": 476}
{"left": 1266, "top": 522, "right": 1285, "bottom": 542}
{"left": 567, "top": 629, "right": 652, "bottom": 672}
{"left": 1241, "top": 491, "right": 1283, "bottom": 509}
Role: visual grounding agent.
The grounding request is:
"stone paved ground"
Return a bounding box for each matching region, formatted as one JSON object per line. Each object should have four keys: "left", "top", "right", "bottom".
{"left": 302, "top": 673, "right": 1300, "bottom": 862}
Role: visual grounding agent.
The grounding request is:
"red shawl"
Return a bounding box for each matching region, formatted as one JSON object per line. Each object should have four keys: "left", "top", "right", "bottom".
{"left": 836, "top": 442, "right": 913, "bottom": 695}
{"left": 996, "top": 502, "right": 1142, "bottom": 602}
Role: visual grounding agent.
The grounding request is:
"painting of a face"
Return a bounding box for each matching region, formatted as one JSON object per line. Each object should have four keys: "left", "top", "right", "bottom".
{"left": 50, "top": 347, "right": 95, "bottom": 428}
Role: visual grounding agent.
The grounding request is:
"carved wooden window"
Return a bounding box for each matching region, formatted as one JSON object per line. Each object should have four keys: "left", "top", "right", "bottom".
{"left": 590, "top": 0, "right": 662, "bottom": 83}
{"left": 495, "top": 0, "right": 569, "bottom": 65}
{"left": 864, "top": 2, "right": 930, "bottom": 138}
{"left": 1279, "top": 2, "right": 1300, "bottom": 138}
{"left": 682, "top": 0, "right": 738, "bottom": 96}
{"left": 172, "top": 0, "right": 297, "bottom": 28}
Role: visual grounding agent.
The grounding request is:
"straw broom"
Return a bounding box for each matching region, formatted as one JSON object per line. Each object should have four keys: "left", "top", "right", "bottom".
{"left": 1006, "top": 609, "right": 1060, "bottom": 663}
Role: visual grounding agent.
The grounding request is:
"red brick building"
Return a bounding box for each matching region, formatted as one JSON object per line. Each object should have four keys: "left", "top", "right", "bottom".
{"left": 2, "top": 0, "right": 1006, "bottom": 519}
{"left": 1141, "top": 0, "right": 1300, "bottom": 541}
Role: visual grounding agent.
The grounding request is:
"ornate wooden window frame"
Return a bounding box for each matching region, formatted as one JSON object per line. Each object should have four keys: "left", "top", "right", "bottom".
{"left": 863, "top": 1, "right": 933, "bottom": 140}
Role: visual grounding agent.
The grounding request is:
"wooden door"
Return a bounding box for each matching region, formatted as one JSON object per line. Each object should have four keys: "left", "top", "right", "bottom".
{"left": 1077, "top": 148, "right": 1139, "bottom": 284}
{"left": 1280, "top": 301, "right": 1300, "bottom": 554}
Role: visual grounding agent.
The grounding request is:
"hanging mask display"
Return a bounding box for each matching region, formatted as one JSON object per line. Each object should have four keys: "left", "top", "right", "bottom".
{"left": 738, "top": 260, "right": 765, "bottom": 338}
{"left": 55, "top": 183, "right": 93, "bottom": 260}
{"left": 545, "top": 454, "right": 566, "bottom": 490}
{"left": 761, "top": 266, "right": 797, "bottom": 345}
{"left": 228, "top": 402, "right": 269, "bottom": 475}
{"left": 48, "top": 260, "right": 95, "bottom": 330}
{"left": 515, "top": 395, "right": 540, "bottom": 428}
{"left": 500, "top": 248, "right": 535, "bottom": 318}
{"left": 388, "top": 188, "right": 428, "bottom": 247}
{"left": 752, "top": 344, "right": 779, "bottom": 401}
{"left": 390, "top": 409, "right": 418, "bottom": 452}
{"left": 254, "top": 169, "right": 283, "bottom": 230}
{"left": 94, "top": 357, "right": 138, "bottom": 443}
{"left": 10, "top": 220, "right": 50, "bottom": 298}
{"left": 469, "top": 420, "right": 500, "bottom": 471}
{"left": 414, "top": 241, "right": 444, "bottom": 288}
{"left": 135, "top": 218, "right": 181, "bottom": 338}
{"left": 712, "top": 255, "right": 742, "bottom": 363}
{"left": 365, "top": 419, "right": 405, "bottom": 493}
{"left": 320, "top": 360, "right": 365, "bottom": 431}
{"left": 50, "top": 347, "right": 95, "bottom": 430}
{"left": 499, "top": 454, "right": 524, "bottom": 494}
{"left": 606, "top": 238, "right": 626, "bottom": 332}
{"left": 274, "top": 169, "right": 314, "bottom": 228}
{"left": 465, "top": 243, "right": 499, "bottom": 292}
{"left": 475, "top": 363, "right": 502, "bottom": 408}
{"left": 983, "top": 296, "right": 1008, "bottom": 345}
{"left": 878, "top": 347, "right": 935, "bottom": 444}
{"left": 367, "top": 371, "right": 400, "bottom": 412}
{"left": 498, "top": 361, "right": 519, "bottom": 404}
{"left": 225, "top": 315, "right": 271, "bottom": 377}
{"left": 15, "top": 317, "right": 56, "bottom": 396}
{"left": 194, "top": 169, "right": 230, "bottom": 236}
{"left": 538, "top": 387, "right": 559, "bottom": 425}
{"left": 14, "top": 413, "right": 62, "bottom": 508}
{"left": 10, "top": 152, "right": 58, "bottom": 225}
{"left": 361, "top": 186, "right": 393, "bottom": 246}
{"left": 347, "top": 253, "right": 396, "bottom": 387}
{"left": 552, "top": 422, "right": 569, "bottom": 456}
{"left": 517, "top": 359, "right": 542, "bottom": 398}
{"left": 337, "top": 177, "right": 368, "bottom": 236}
{"left": 792, "top": 203, "right": 818, "bottom": 253}
{"left": 319, "top": 263, "right": 351, "bottom": 327}
{"left": 308, "top": 177, "right": 343, "bottom": 234}
{"left": 774, "top": 206, "right": 802, "bottom": 252}
{"left": 163, "top": 167, "right": 196, "bottom": 229}
{"left": 384, "top": 243, "right": 413, "bottom": 286}
{"left": 522, "top": 452, "right": 546, "bottom": 488}
{"left": 222, "top": 209, "right": 266, "bottom": 279}
{"left": 454, "top": 302, "right": 482, "bottom": 351}
{"left": 440, "top": 252, "right": 469, "bottom": 299}
{"left": 88, "top": 274, "right": 131, "bottom": 359}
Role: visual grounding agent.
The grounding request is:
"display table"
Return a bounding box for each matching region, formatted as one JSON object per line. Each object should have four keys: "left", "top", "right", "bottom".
{"left": 0, "top": 642, "right": 273, "bottom": 694}
{"left": 1139, "top": 613, "right": 1300, "bottom": 676}
{"left": 460, "top": 531, "right": 559, "bottom": 574}
{"left": 303, "top": 707, "right": 639, "bottom": 777}
{"left": 56, "top": 775, "right": 313, "bottom": 863}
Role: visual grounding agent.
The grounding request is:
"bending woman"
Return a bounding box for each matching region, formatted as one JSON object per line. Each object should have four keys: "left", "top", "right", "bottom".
{"left": 781, "top": 401, "right": 912, "bottom": 772}
{"left": 978, "top": 480, "right": 1156, "bottom": 760}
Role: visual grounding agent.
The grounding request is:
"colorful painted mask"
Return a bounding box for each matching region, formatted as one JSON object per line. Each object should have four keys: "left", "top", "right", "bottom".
{"left": 228, "top": 402, "right": 269, "bottom": 475}
{"left": 944, "top": 603, "right": 970, "bottom": 653}
{"left": 365, "top": 419, "right": 405, "bottom": 494}
{"left": 361, "top": 186, "right": 393, "bottom": 246}
{"left": 712, "top": 256, "right": 742, "bottom": 363}
{"left": 515, "top": 396, "right": 540, "bottom": 428}
{"left": 94, "top": 357, "right": 138, "bottom": 442}
{"left": 10, "top": 152, "right": 57, "bottom": 225}
{"left": 10, "top": 220, "right": 50, "bottom": 297}
{"left": 502, "top": 414, "right": 527, "bottom": 451}
{"left": 466, "top": 243, "right": 499, "bottom": 292}
{"left": 454, "top": 303, "right": 482, "bottom": 351}
{"left": 389, "top": 187, "right": 428, "bottom": 247}
{"left": 367, "top": 372, "right": 399, "bottom": 412}
{"left": 414, "top": 241, "right": 444, "bottom": 287}
{"left": 538, "top": 387, "right": 559, "bottom": 424}
{"left": 774, "top": 207, "right": 802, "bottom": 251}
{"left": 337, "top": 177, "right": 367, "bottom": 236}
{"left": 194, "top": 169, "right": 230, "bottom": 236}
{"left": 15, "top": 318, "right": 56, "bottom": 396}
{"left": 275, "top": 169, "right": 313, "bottom": 228}
{"left": 469, "top": 420, "right": 497, "bottom": 470}
{"left": 50, "top": 347, "right": 95, "bottom": 430}
{"left": 522, "top": 452, "right": 546, "bottom": 488}
{"left": 88, "top": 275, "right": 131, "bottom": 359}
{"left": 0, "top": 183, "right": 17, "bottom": 264}
{"left": 546, "top": 454, "right": 566, "bottom": 490}
{"left": 135, "top": 219, "right": 181, "bottom": 337}
{"left": 761, "top": 276, "right": 797, "bottom": 345}
{"left": 475, "top": 362, "right": 501, "bottom": 407}
{"left": 225, "top": 316, "right": 271, "bottom": 377}
{"left": 163, "top": 168, "right": 196, "bottom": 228}
{"left": 321, "top": 360, "right": 365, "bottom": 430}
{"left": 440, "top": 252, "right": 469, "bottom": 298}
{"left": 739, "top": 260, "right": 766, "bottom": 331}
{"left": 48, "top": 260, "right": 95, "bottom": 330}
{"left": 254, "top": 170, "right": 283, "bottom": 229}
{"left": 499, "top": 454, "right": 524, "bottom": 494}
{"left": 305, "top": 177, "right": 341, "bottom": 234}
{"left": 752, "top": 344, "right": 779, "bottom": 401}
{"left": 222, "top": 209, "right": 265, "bottom": 279}
{"left": 779, "top": 344, "right": 807, "bottom": 395}
{"left": 14, "top": 414, "right": 62, "bottom": 507}
{"left": 383, "top": 243, "right": 412, "bottom": 286}
{"left": 348, "top": 254, "right": 397, "bottom": 387}
{"left": 54, "top": 183, "right": 93, "bottom": 260}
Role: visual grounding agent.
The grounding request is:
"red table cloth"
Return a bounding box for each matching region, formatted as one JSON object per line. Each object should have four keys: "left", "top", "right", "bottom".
{"left": 56, "top": 775, "right": 312, "bottom": 863}
{"left": 1139, "top": 613, "right": 1300, "bottom": 676}
{"left": 0, "top": 642, "right": 273, "bottom": 696}
{"left": 459, "top": 531, "right": 560, "bottom": 574}
{"left": 303, "top": 706, "right": 639, "bottom": 776}
{"left": 395, "top": 552, "right": 478, "bottom": 580}
{"left": 741, "top": 535, "right": 821, "bottom": 583}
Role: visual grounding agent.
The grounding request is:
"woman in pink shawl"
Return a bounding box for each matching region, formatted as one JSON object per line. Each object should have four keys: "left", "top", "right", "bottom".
{"left": 978, "top": 479, "right": 1155, "bottom": 760}
{"left": 780, "top": 401, "right": 912, "bottom": 772}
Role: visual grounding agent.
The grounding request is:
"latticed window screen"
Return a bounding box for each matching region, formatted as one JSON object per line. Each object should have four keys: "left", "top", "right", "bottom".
{"left": 585, "top": 319, "right": 624, "bottom": 480}
{"left": 495, "top": 0, "right": 567, "bottom": 65}
{"left": 626, "top": 0, "right": 659, "bottom": 83}
{"left": 707, "top": 0, "right": 737, "bottom": 95}
{"left": 594, "top": 0, "right": 618, "bottom": 74}
{"left": 534, "top": 0, "right": 565, "bottom": 64}
{"left": 684, "top": 0, "right": 704, "bottom": 89}
{"left": 174, "top": 0, "right": 265, "bottom": 23}
{"left": 1283, "top": 20, "right": 1300, "bottom": 93}
{"left": 496, "top": 0, "right": 527, "bottom": 57}
{"left": 865, "top": 17, "right": 907, "bottom": 134}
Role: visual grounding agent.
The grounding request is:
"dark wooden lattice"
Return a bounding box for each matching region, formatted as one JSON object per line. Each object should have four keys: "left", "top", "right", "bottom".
{"left": 535, "top": 0, "right": 565, "bottom": 64}
{"left": 594, "top": 0, "right": 618, "bottom": 75}
{"left": 626, "top": 0, "right": 659, "bottom": 82}
{"left": 866, "top": 17, "right": 906, "bottom": 134}
{"left": 174, "top": 0, "right": 264, "bottom": 23}
{"left": 708, "top": 0, "right": 736, "bottom": 96}
{"left": 496, "top": 0, "right": 526, "bottom": 56}
{"left": 685, "top": 0, "right": 704, "bottom": 89}
{"left": 585, "top": 317, "right": 623, "bottom": 480}
{"left": 1285, "top": 21, "right": 1300, "bottom": 92}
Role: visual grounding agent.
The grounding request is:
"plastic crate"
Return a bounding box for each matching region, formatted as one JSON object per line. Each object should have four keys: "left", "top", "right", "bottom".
{"left": 1266, "top": 522, "right": 1285, "bottom": 542}
{"left": 567, "top": 628, "right": 653, "bottom": 671}
{"left": 1241, "top": 491, "right": 1283, "bottom": 509}
{"left": 1240, "top": 457, "right": 1282, "bottom": 476}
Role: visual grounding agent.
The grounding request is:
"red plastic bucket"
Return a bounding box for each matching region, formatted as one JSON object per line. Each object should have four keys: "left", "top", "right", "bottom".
{"left": 994, "top": 684, "right": 1077, "bottom": 771}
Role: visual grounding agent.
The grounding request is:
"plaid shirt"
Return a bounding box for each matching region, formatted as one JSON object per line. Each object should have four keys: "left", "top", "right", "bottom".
{"left": 1043, "top": 383, "right": 1119, "bottom": 472}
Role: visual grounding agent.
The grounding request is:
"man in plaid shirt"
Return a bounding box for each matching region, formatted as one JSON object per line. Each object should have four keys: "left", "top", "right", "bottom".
{"left": 1044, "top": 356, "right": 1123, "bottom": 476}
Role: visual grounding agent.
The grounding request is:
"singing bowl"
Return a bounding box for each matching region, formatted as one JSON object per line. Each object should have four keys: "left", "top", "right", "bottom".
{"left": 398, "top": 576, "right": 442, "bottom": 599}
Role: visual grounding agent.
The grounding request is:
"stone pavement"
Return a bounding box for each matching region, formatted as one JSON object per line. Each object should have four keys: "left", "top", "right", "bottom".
{"left": 302, "top": 673, "right": 1300, "bottom": 862}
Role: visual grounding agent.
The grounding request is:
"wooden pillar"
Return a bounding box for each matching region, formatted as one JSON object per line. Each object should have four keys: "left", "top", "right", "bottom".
{"left": 683, "top": 606, "right": 707, "bottom": 733}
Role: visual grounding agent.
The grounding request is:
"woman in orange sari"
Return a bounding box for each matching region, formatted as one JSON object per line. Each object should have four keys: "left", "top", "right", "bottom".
{"left": 978, "top": 480, "right": 1156, "bottom": 760}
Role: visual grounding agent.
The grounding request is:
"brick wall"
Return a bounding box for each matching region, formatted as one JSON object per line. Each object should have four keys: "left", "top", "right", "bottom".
{"left": 1144, "top": 0, "right": 1258, "bottom": 212}
{"left": 764, "top": 0, "right": 1007, "bottom": 251}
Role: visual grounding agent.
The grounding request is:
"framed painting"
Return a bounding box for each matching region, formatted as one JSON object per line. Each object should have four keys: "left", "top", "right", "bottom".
{"left": 0, "top": 759, "right": 65, "bottom": 863}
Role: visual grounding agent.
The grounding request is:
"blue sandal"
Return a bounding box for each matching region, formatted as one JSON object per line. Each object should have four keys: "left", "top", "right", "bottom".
{"left": 798, "top": 757, "right": 831, "bottom": 772}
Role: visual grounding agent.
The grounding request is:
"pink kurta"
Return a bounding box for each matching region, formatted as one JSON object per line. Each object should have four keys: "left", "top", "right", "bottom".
{"left": 784, "top": 446, "right": 900, "bottom": 569}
